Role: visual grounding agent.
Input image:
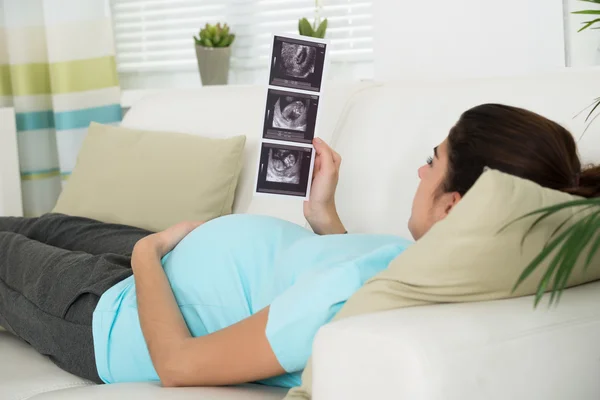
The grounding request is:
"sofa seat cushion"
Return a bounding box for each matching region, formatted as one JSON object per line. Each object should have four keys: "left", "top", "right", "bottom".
{"left": 29, "top": 382, "right": 286, "bottom": 400}
{"left": 0, "top": 331, "right": 285, "bottom": 400}
{"left": 0, "top": 331, "right": 94, "bottom": 400}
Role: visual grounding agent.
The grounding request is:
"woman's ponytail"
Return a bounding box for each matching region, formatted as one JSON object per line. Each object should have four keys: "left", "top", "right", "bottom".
{"left": 567, "top": 165, "right": 600, "bottom": 198}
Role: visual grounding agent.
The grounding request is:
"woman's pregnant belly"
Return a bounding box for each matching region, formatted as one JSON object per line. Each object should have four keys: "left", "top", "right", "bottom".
{"left": 161, "top": 214, "right": 316, "bottom": 334}
{"left": 94, "top": 214, "right": 314, "bottom": 383}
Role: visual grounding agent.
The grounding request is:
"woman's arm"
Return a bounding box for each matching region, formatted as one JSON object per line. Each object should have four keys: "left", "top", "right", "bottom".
{"left": 131, "top": 222, "right": 285, "bottom": 387}
{"left": 304, "top": 138, "right": 347, "bottom": 235}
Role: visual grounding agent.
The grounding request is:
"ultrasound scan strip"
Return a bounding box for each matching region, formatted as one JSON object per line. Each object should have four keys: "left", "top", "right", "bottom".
{"left": 263, "top": 88, "right": 320, "bottom": 144}
{"left": 255, "top": 34, "right": 329, "bottom": 199}
{"left": 269, "top": 35, "right": 327, "bottom": 92}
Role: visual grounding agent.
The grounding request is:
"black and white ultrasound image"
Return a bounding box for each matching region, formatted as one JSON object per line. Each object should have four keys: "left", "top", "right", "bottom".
{"left": 256, "top": 143, "right": 313, "bottom": 197}
{"left": 274, "top": 96, "right": 309, "bottom": 132}
{"left": 263, "top": 89, "right": 319, "bottom": 144}
{"left": 280, "top": 43, "right": 316, "bottom": 79}
{"left": 267, "top": 148, "right": 302, "bottom": 184}
{"left": 269, "top": 36, "right": 326, "bottom": 92}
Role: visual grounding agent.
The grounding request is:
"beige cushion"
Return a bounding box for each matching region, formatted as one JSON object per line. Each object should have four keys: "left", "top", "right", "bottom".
{"left": 285, "top": 168, "right": 600, "bottom": 400}
{"left": 53, "top": 123, "right": 246, "bottom": 232}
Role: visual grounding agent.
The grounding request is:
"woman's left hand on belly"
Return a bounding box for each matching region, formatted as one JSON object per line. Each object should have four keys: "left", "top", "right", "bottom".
{"left": 137, "top": 221, "right": 205, "bottom": 258}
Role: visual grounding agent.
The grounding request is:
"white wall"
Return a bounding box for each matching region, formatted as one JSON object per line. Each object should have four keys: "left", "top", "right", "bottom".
{"left": 374, "top": 0, "right": 567, "bottom": 80}
{"left": 565, "top": 0, "right": 600, "bottom": 67}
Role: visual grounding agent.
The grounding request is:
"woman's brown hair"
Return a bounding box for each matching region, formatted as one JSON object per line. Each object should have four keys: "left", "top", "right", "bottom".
{"left": 442, "top": 104, "right": 600, "bottom": 198}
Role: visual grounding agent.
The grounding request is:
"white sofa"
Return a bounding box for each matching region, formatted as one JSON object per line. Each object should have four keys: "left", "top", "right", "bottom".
{"left": 2, "top": 67, "right": 600, "bottom": 400}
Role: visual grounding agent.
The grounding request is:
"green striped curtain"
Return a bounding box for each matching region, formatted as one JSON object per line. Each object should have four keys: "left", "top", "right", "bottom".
{"left": 0, "top": 0, "right": 121, "bottom": 216}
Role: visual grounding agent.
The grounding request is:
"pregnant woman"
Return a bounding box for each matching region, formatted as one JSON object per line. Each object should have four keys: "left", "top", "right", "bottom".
{"left": 1, "top": 104, "right": 599, "bottom": 389}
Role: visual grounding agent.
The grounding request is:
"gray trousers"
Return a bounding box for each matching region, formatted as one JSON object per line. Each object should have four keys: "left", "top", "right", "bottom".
{"left": 0, "top": 213, "right": 152, "bottom": 383}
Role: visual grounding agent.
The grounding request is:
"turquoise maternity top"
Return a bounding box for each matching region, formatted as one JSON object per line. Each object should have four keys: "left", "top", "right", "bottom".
{"left": 92, "top": 214, "right": 411, "bottom": 387}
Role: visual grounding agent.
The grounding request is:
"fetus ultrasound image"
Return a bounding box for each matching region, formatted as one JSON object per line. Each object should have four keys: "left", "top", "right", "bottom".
{"left": 256, "top": 142, "right": 313, "bottom": 197}
{"left": 267, "top": 148, "right": 302, "bottom": 184}
{"left": 263, "top": 89, "right": 319, "bottom": 144}
{"left": 269, "top": 36, "right": 326, "bottom": 92}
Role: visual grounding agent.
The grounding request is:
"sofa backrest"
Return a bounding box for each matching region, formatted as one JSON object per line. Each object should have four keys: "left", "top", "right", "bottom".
{"left": 121, "top": 82, "right": 374, "bottom": 227}
{"left": 122, "top": 68, "right": 600, "bottom": 236}
{"left": 333, "top": 69, "right": 600, "bottom": 238}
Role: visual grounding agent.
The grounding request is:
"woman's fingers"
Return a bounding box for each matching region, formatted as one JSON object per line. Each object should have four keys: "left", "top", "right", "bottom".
{"left": 313, "top": 138, "right": 338, "bottom": 175}
{"left": 332, "top": 150, "right": 342, "bottom": 169}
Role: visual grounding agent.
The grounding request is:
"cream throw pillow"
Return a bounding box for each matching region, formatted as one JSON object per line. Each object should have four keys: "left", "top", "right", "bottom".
{"left": 53, "top": 123, "right": 246, "bottom": 232}
{"left": 285, "top": 168, "right": 600, "bottom": 400}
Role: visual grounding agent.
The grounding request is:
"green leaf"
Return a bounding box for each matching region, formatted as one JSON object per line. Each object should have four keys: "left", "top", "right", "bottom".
{"left": 216, "top": 34, "right": 230, "bottom": 47}
{"left": 501, "top": 201, "right": 575, "bottom": 230}
{"left": 520, "top": 207, "right": 600, "bottom": 307}
{"left": 200, "top": 28, "right": 209, "bottom": 41}
{"left": 578, "top": 18, "right": 600, "bottom": 32}
{"left": 221, "top": 34, "right": 235, "bottom": 47}
{"left": 513, "top": 222, "right": 579, "bottom": 293}
{"left": 579, "top": 0, "right": 600, "bottom": 4}
{"left": 532, "top": 234, "right": 569, "bottom": 306}
{"left": 315, "top": 18, "right": 328, "bottom": 38}
{"left": 201, "top": 37, "right": 214, "bottom": 47}
{"left": 500, "top": 199, "right": 600, "bottom": 240}
{"left": 552, "top": 212, "right": 600, "bottom": 304}
{"left": 549, "top": 217, "right": 589, "bottom": 304}
{"left": 544, "top": 235, "right": 571, "bottom": 306}
{"left": 585, "top": 98, "right": 600, "bottom": 122}
{"left": 299, "top": 18, "right": 315, "bottom": 37}
{"left": 584, "top": 228, "right": 600, "bottom": 269}
{"left": 547, "top": 205, "right": 597, "bottom": 242}
{"left": 208, "top": 24, "right": 217, "bottom": 36}
{"left": 573, "top": 10, "right": 600, "bottom": 15}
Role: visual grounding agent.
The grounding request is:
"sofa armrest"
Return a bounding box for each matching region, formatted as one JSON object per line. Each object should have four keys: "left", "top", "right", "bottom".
{"left": 311, "top": 281, "right": 600, "bottom": 400}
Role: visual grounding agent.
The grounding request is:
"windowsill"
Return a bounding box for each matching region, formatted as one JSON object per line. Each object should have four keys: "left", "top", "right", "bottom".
{"left": 119, "top": 60, "right": 375, "bottom": 109}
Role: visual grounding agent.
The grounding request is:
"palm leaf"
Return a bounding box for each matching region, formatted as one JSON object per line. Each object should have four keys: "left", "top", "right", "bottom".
{"left": 536, "top": 236, "right": 570, "bottom": 306}
{"left": 579, "top": 0, "right": 600, "bottom": 3}
{"left": 585, "top": 230, "right": 600, "bottom": 268}
{"left": 586, "top": 97, "right": 600, "bottom": 120}
{"left": 574, "top": 98, "right": 600, "bottom": 141}
{"left": 499, "top": 198, "right": 600, "bottom": 239}
{"left": 550, "top": 212, "right": 599, "bottom": 305}
{"left": 578, "top": 17, "right": 600, "bottom": 31}
{"left": 548, "top": 205, "right": 597, "bottom": 242}
{"left": 513, "top": 222, "right": 580, "bottom": 292}
{"left": 513, "top": 201, "right": 600, "bottom": 307}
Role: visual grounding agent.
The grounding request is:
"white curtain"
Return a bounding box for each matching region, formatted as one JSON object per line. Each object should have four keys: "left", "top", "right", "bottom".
{"left": 0, "top": 0, "right": 121, "bottom": 216}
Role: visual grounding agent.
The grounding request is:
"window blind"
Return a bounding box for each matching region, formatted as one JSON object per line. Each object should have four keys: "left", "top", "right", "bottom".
{"left": 110, "top": 0, "right": 374, "bottom": 73}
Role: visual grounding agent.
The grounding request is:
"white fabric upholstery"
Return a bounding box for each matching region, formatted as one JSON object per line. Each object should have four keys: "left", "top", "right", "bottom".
{"left": 2, "top": 67, "right": 600, "bottom": 399}
{"left": 29, "top": 383, "right": 284, "bottom": 400}
{"left": 312, "top": 280, "right": 600, "bottom": 400}
{"left": 0, "top": 330, "right": 285, "bottom": 400}
{"left": 332, "top": 69, "right": 600, "bottom": 237}
{"left": 0, "top": 331, "right": 94, "bottom": 400}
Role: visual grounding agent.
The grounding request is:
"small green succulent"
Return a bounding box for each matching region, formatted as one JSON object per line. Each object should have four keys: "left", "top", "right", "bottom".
{"left": 194, "top": 23, "right": 235, "bottom": 48}
{"left": 298, "top": 17, "right": 328, "bottom": 39}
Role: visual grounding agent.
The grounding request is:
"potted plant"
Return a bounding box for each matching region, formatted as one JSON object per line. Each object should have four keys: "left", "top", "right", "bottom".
{"left": 298, "top": 17, "right": 328, "bottom": 39}
{"left": 513, "top": 0, "right": 600, "bottom": 306}
{"left": 298, "top": 0, "right": 328, "bottom": 38}
{"left": 193, "top": 23, "right": 236, "bottom": 86}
